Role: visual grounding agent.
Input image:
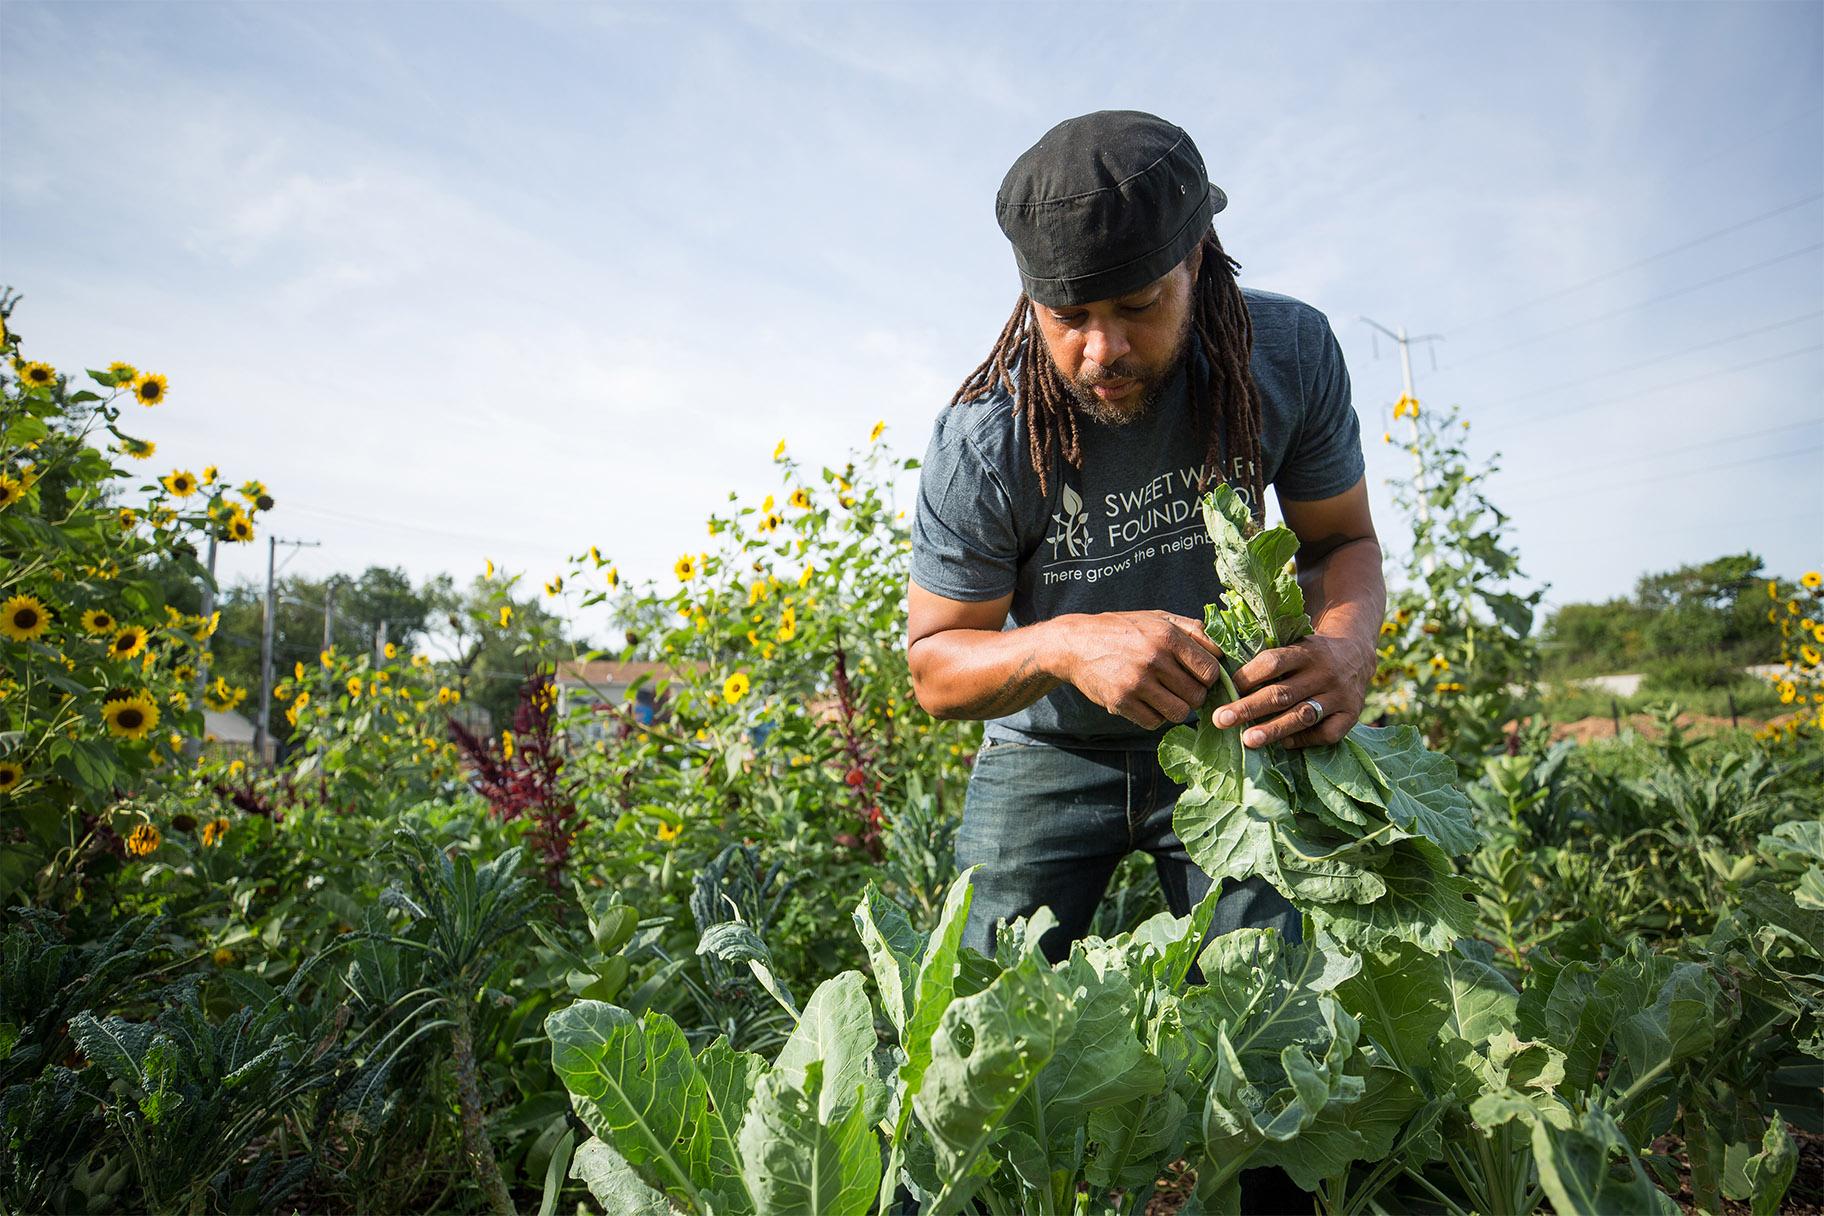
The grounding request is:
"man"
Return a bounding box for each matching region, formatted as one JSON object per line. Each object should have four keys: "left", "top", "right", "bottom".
{"left": 907, "top": 110, "right": 1385, "bottom": 964}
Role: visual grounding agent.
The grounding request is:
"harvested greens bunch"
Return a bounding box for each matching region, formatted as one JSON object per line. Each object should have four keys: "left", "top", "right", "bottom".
{"left": 1164, "top": 485, "right": 1480, "bottom": 954}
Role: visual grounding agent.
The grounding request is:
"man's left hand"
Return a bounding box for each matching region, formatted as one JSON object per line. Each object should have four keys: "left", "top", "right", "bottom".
{"left": 1211, "top": 632, "right": 1375, "bottom": 749}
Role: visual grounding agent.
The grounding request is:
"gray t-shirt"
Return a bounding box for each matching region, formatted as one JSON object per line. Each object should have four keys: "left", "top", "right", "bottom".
{"left": 911, "top": 286, "right": 1365, "bottom": 749}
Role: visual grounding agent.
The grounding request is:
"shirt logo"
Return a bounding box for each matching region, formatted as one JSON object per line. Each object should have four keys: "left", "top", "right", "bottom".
{"left": 1046, "top": 483, "right": 1093, "bottom": 558}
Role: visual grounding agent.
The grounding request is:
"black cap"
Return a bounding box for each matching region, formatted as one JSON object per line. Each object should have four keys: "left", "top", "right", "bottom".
{"left": 995, "top": 110, "right": 1226, "bottom": 308}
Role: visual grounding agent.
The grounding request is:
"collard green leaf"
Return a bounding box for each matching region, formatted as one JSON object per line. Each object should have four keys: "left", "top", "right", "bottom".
{"left": 774, "top": 971, "right": 887, "bottom": 1125}
{"left": 1335, "top": 940, "right": 1451, "bottom": 1076}
{"left": 1166, "top": 495, "right": 1481, "bottom": 960}
{"left": 1310, "top": 840, "right": 1479, "bottom": 955}
{"left": 699, "top": 1036, "right": 767, "bottom": 1141}
{"left": 1723, "top": 1118, "right": 1797, "bottom": 1216}
{"left": 546, "top": 1001, "right": 751, "bottom": 1214}
{"left": 739, "top": 1061, "right": 881, "bottom": 1216}
{"left": 1253, "top": 1060, "right": 1422, "bottom": 1191}
{"left": 1439, "top": 946, "right": 1520, "bottom": 1047}
{"left": 1531, "top": 1104, "right": 1678, "bottom": 1216}
{"left": 1347, "top": 725, "right": 1478, "bottom": 856}
{"left": 914, "top": 955, "right": 1073, "bottom": 1216}
{"left": 1005, "top": 952, "right": 1164, "bottom": 1183}
{"left": 1201, "top": 485, "right": 1312, "bottom": 652}
{"left": 569, "top": 1136, "right": 671, "bottom": 1216}
{"left": 852, "top": 885, "right": 925, "bottom": 1036}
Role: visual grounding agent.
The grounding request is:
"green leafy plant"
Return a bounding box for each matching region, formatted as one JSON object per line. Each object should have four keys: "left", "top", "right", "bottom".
{"left": 1368, "top": 401, "right": 1543, "bottom": 771}
{"left": 1164, "top": 485, "right": 1481, "bottom": 955}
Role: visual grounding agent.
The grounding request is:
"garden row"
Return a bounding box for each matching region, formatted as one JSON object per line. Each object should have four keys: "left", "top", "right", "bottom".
{"left": 1, "top": 298, "right": 1820, "bottom": 1213}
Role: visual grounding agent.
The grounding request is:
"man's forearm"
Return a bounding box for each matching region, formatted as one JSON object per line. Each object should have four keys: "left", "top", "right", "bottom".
{"left": 1297, "top": 537, "right": 1386, "bottom": 655}
{"left": 909, "top": 618, "right": 1074, "bottom": 720}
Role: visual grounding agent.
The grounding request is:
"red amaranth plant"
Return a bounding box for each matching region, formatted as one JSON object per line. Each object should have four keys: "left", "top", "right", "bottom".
{"left": 830, "top": 640, "right": 884, "bottom": 860}
{"left": 447, "top": 672, "right": 580, "bottom": 885}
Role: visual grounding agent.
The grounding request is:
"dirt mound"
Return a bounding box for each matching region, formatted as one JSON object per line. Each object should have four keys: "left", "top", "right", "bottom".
{"left": 1545, "top": 712, "right": 1761, "bottom": 744}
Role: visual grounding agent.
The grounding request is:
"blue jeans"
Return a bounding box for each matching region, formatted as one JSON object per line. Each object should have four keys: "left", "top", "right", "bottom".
{"left": 956, "top": 734, "right": 1300, "bottom": 962}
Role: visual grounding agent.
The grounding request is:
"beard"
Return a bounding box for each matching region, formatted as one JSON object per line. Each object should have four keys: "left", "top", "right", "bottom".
{"left": 1060, "top": 305, "right": 1196, "bottom": 427}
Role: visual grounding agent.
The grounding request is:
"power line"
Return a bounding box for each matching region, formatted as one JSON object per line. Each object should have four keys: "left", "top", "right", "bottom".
{"left": 1686, "top": 104, "right": 1824, "bottom": 171}
{"left": 1500, "top": 442, "right": 1823, "bottom": 506}
{"left": 1479, "top": 309, "right": 1824, "bottom": 409}
{"left": 1443, "top": 241, "right": 1824, "bottom": 369}
{"left": 1490, "top": 418, "right": 1823, "bottom": 493}
{"left": 1449, "top": 192, "right": 1824, "bottom": 334}
{"left": 287, "top": 501, "right": 573, "bottom": 556}
{"left": 1479, "top": 342, "right": 1824, "bottom": 436}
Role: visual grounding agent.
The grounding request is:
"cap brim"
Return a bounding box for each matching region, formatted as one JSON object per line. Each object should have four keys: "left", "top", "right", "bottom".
{"left": 1209, "top": 183, "right": 1227, "bottom": 215}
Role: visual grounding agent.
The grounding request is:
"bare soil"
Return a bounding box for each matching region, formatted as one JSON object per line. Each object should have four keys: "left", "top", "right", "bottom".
{"left": 1541, "top": 712, "right": 1764, "bottom": 744}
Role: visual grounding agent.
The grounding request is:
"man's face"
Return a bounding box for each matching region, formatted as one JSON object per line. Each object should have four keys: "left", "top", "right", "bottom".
{"left": 1030, "top": 248, "right": 1199, "bottom": 425}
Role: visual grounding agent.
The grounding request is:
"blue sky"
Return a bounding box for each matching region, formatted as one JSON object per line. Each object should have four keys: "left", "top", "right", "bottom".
{"left": 3, "top": 0, "right": 1819, "bottom": 635}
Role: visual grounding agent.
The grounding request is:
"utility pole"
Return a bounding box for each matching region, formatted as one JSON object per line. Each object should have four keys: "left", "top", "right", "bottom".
{"left": 1360, "top": 317, "right": 1445, "bottom": 576}
{"left": 322, "top": 579, "right": 338, "bottom": 656}
{"left": 184, "top": 536, "right": 219, "bottom": 763}
{"left": 374, "top": 619, "right": 389, "bottom": 665}
{"left": 254, "top": 536, "right": 320, "bottom": 764}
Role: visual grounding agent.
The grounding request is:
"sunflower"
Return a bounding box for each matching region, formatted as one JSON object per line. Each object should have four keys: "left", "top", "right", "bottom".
{"left": 657, "top": 821, "right": 682, "bottom": 844}
{"left": 346, "top": 675, "right": 363, "bottom": 698}
{"left": 18, "top": 361, "right": 55, "bottom": 389}
{"left": 102, "top": 693, "right": 160, "bottom": 740}
{"left": 772, "top": 439, "right": 786, "bottom": 460}
{"left": 606, "top": 565, "right": 619, "bottom": 588}
{"left": 162, "top": 469, "right": 198, "bottom": 498}
{"left": 545, "top": 576, "right": 563, "bottom": 596}
{"left": 240, "top": 479, "right": 266, "bottom": 499}
{"left": 1428, "top": 654, "right": 1450, "bottom": 673}
{"left": 383, "top": 641, "right": 398, "bottom": 660}
{"left": 776, "top": 604, "right": 797, "bottom": 643}
{"left": 869, "top": 419, "right": 886, "bottom": 443}
{"left": 80, "top": 608, "right": 117, "bottom": 634}
{"left": 200, "top": 817, "right": 230, "bottom": 847}
{"left": 132, "top": 371, "right": 168, "bottom": 406}
{"left": 674, "top": 555, "right": 697, "bottom": 581}
{"left": 110, "top": 625, "right": 148, "bottom": 660}
{"left": 1804, "top": 645, "right": 1822, "bottom": 667}
{"left": 788, "top": 488, "right": 811, "bottom": 510}
{"left": 798, "top": 565, "right": 815, "bottom": 589}
{"left": 0, "top": 474, "right": 22, "bottom": 509}
{"left": 125, "top": 822, "right": 162, "bottom": 857}
{"left": 501, "top": 730, "right": 515, "bottom": 762}
{"left": 250, "top": 492, "right": 274, "bottom": 512}
{"left": 498, "top": 605, "right": 513, "bottom": 628}
{"left": 0, "top": 761, "right": 21, "bottom": 793}
{"left": 0, "top": 594, "right": 51, "bottom": 642}
{"left": 758, "top": 513, "right": 781, "bottom": 534}
{"left": 224, "top": 510, "right": 255, "bottom": 543}
{"left": 1805, "top": 571, "right": 1823, "bottom": 591}
{"left": 723, "top": 672, "right": 750, "bottom": 704}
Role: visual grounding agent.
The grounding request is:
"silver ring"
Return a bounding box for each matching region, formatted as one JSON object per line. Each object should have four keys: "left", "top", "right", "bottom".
{"left": 1303, "top": 698, "right": 1325, "bottom": 723}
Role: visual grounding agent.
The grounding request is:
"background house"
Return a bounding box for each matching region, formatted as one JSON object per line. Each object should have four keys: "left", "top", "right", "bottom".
{"left": 553, "top": 659, "right": 708, "bottom": 743}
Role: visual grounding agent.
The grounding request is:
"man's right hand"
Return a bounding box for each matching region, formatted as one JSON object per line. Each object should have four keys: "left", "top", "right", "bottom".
{"left": 1055, "top": 611, "right": 1226, "bottom": 730}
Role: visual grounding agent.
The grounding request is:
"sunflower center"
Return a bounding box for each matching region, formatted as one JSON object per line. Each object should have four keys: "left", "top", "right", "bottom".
{"left": 13, "top": 608, "right": 38, "bottom": 629}
{"left": 118, "top": 708, "right": 144, "bottom": 729}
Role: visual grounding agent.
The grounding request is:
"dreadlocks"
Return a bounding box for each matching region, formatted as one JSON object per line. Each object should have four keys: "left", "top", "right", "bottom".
{"left": 949, "top": 228, "right": 1265, "bottom": 512}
